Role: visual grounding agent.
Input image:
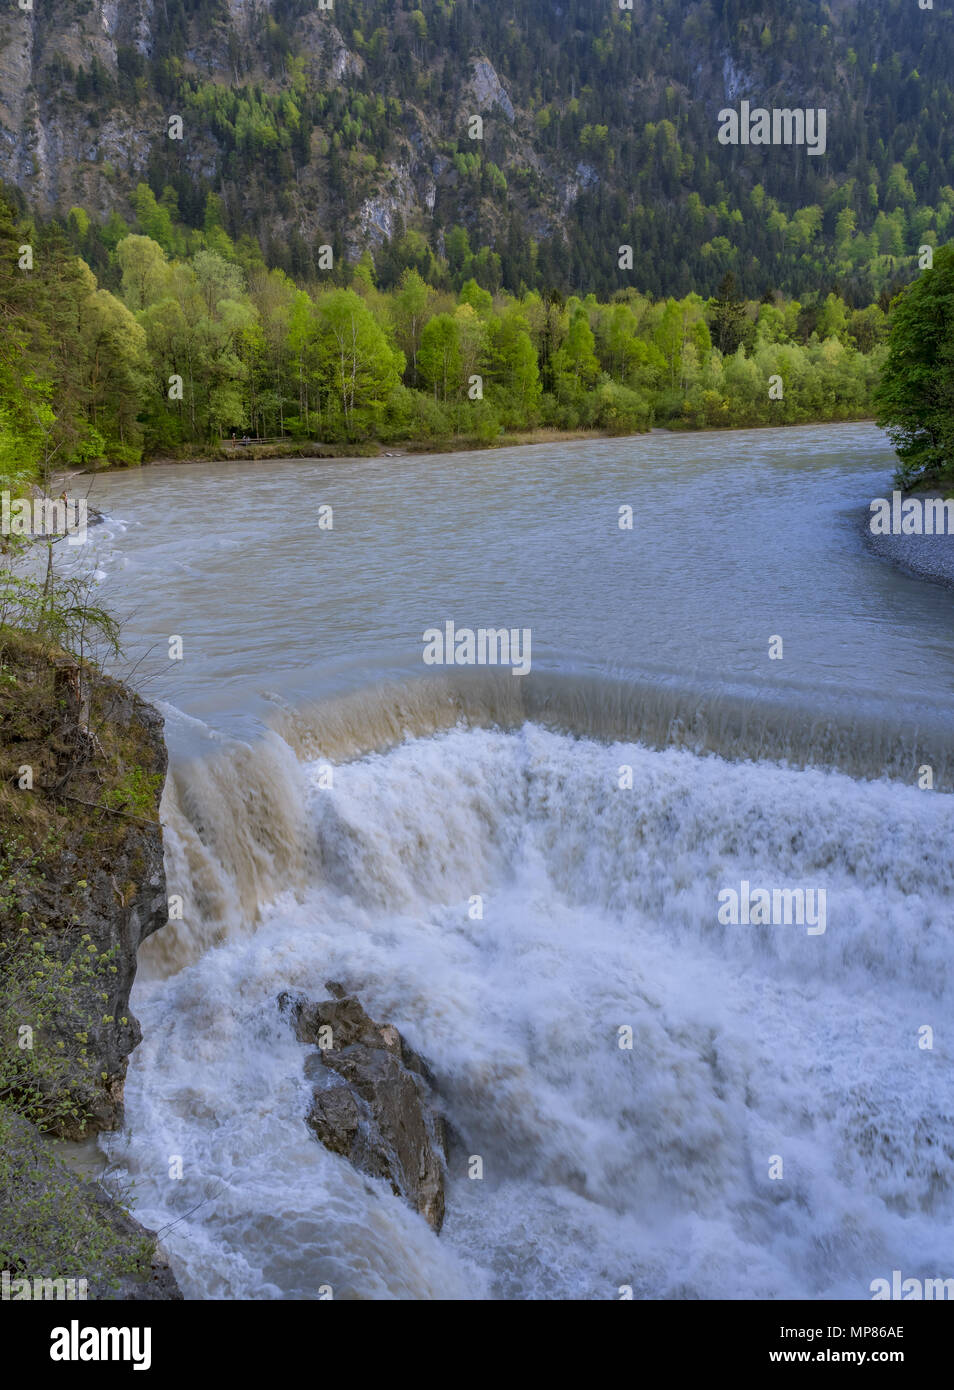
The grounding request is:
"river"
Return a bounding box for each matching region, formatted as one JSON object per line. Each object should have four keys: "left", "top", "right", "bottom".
{"left": 79, "top": 422, "right": 954, "bottom": 1300}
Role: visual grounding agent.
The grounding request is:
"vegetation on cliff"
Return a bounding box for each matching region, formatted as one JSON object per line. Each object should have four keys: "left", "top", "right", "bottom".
{"left": 0, "top": 622, "right": 166, "bottom": 1132}
{"left": 0, "top": 1108, "right": 169, "bottom": 1298}
{"left": 0, "top": 510, "right": 173, "bottom": 1294}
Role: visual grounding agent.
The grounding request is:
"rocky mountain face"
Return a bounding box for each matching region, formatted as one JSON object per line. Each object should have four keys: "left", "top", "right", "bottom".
{"left": 0, "top": 2, "right": 951, "bottom": 296}
{"left": 0, "top": 0, "right": 437, "bottom": 251}
{"left": 1, "top": 1, "right": 534, "bottom": 257}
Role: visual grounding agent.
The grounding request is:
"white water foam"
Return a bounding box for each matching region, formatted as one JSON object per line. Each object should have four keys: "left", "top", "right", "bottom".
{"left": 112, "top": 723, "right": 954, "bottom": 1300}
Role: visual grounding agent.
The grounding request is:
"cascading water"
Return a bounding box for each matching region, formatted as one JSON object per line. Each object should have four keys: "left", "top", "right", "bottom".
{"left": 79, "top": 425, "right": 954, "bottom": 1299}
{"left": 104, "top": 694, "right": 953, "bottom": 1301}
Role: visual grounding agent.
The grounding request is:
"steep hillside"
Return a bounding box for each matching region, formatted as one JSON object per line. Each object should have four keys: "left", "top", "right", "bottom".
{"left": 0, "top": 627, "right": 168, "bottom": 1137}
{"left": 0, "top": 0, "right": 952, "bottom": 297}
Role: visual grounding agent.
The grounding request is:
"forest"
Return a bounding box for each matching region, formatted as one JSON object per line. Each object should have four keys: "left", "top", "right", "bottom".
{"left": 15, "top": 0, "right": 945, "bottom": 301}
{"left": 3, "top": 1, "right": 950, "bottom": 304}
{"left": 0, "top": 185, "right": 887, "bottom": 479}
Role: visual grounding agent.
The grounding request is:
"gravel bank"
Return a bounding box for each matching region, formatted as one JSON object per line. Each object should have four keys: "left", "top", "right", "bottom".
{"left": 863, "top": 493, "right": 954, "bottom": 590}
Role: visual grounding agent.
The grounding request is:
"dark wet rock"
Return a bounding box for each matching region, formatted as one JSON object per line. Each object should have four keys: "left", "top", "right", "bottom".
{"left": 279, "top": 983, "right": 447, "bottom": 1232}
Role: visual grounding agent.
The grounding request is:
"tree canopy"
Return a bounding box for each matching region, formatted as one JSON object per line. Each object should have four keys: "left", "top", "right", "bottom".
{"left": 875, "top": 246, "right": 954, "bottom": 488}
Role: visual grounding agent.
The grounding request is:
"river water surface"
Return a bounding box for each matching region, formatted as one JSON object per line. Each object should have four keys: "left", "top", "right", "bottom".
{"left": 79, "top": 423, "right": 954, "bottom": 1299}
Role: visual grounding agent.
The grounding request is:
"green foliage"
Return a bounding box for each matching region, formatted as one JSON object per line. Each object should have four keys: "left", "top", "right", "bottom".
{"left": 418, "top": 313, "right": 462, "bottom": 402}
{"left": 0, "top": 195, "right": 146, "bottom": 476}
{"left": 0, "top": 570, "right": 121, "bottom": 667}
{"left": 102, "top": 767, "right": 164, "bottom": 819}
{"left": 874, "top": 244, "right": 954, "bottom": 488}
{"left": 0, "top": 182, "right": 899, "bottom": 459}
{"left": 0, "top": 921, "right": 120, "bottom": 1132}
{"left": 311, "top": 288, "right": 405, "bottom": 439}
{"left": 0, "top": 1106, "right": 155, "bottom": 1294}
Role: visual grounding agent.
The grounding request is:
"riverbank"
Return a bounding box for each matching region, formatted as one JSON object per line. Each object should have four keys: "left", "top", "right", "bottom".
{"left": 863, "top": 496, "right": 954, "bottom": 590}
{"left": 84, "top": 415, "right": 879, "bottom": 474}
{"left": 129, "top": 426, "right": 620, "bottom": 470}
{"left": 0, "top": 626, "right": 181, "bottom": 1298}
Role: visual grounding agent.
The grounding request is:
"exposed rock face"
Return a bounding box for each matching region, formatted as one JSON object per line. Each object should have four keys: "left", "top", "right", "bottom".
{"left": 0, "top": 2, "right": 557, "bottom": 257}
{"left": 1, "top": 632, "right": 178, "bottom": 1298}
{"left": 0, "top": 634, "right": 169, "bottom": 1137}
{"left": 0, "top": 1, "right": 403, "bottom": 238}
{"left": 280, "top": 984, "right": 447, "bottom": 1232}
{"left": 468, "top": 57, "right": 515, "bottom": 123}
{"left": 0, "top": 1110, "right": 182, "bottom": 1300}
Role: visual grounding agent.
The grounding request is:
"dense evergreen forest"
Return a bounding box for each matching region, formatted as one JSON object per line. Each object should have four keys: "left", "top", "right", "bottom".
{"left": 0, "top": 0, "right": 951, "bottom": 301}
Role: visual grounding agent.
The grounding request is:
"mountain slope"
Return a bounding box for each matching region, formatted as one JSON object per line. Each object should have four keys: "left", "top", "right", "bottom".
{"left": 0, "top": 0, "right": 952, "bottom": 296}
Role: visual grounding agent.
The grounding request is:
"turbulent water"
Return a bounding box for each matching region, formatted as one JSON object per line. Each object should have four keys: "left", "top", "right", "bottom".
{"left": 78, "top": 424, "right": 954, "bottom": 1300}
